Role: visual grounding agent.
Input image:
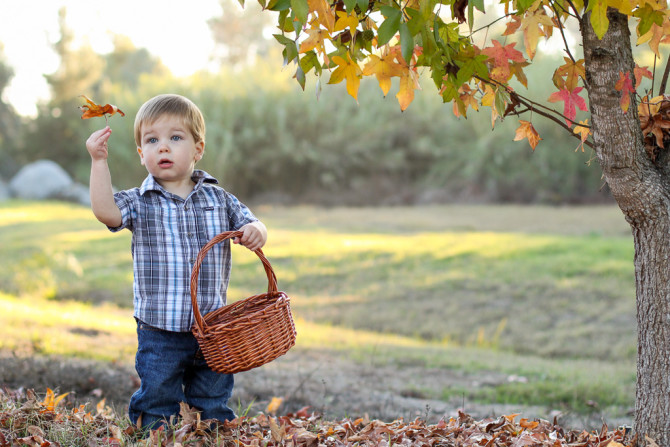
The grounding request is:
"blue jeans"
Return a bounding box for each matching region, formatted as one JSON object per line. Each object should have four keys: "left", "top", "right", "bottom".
{"left": 128, "top": 320, "right": 236, "bottom": 429}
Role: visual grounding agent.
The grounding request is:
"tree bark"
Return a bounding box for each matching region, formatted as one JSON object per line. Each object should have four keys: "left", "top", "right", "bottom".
{"left": 582, "top": 8, "right": 670, "bottom": 446}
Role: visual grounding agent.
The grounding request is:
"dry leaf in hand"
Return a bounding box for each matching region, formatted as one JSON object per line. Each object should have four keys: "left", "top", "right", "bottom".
{"left": 79, "top": 95, "right": 125, "bottom": 124}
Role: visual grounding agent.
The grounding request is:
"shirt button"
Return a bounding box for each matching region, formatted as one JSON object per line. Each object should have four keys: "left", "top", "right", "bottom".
{"left": 184, "top": 205, "right": 189, "bottom": 211}
{"left": 189, "top": 258, "right": 195, "bottom": 264}
{"left": 187, "top": 232, "right": 193, "bottom": 237}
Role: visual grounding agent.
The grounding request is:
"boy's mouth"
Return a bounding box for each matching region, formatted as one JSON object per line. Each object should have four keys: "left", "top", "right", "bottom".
{"left": 158, "top": 159, "right": 173, "bottom": 168}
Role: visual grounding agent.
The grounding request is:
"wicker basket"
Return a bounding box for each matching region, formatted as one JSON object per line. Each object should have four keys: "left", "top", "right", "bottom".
{"left": 190, "top": 230, "right": 296, "bottom": 374}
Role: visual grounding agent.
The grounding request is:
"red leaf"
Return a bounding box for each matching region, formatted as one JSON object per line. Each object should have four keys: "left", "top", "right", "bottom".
{"left": 614, "top": 71, "right": 635, "bottom": 112}
{"left": 548, "top": 87, "right": 588, "bottom": 125}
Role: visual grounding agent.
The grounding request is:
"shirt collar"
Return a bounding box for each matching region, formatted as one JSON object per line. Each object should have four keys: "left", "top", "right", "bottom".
{"left": 139, "top": 169, "right": 219, "bottom": 196}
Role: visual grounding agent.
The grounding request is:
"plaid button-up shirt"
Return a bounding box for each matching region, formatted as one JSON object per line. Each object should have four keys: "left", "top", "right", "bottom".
{"left": 109, "top": 170, "right": 258, "bottom": 332}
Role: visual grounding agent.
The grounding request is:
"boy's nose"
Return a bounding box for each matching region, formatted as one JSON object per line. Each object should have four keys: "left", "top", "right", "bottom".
{"left": 159, "top": 141, "right": 170, "bottom": 152}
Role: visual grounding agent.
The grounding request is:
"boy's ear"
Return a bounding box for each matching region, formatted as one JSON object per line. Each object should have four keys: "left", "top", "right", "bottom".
{"left": 137, "top": 147, "right": 146, "bottom": 165}
{"left": 195, "top": 141, "right": 205, "bottom": 161}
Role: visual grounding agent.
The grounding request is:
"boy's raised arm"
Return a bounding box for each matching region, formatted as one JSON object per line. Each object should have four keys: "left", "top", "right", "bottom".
{"left": 86, "top": 127, "right": 122, "bottom": 227}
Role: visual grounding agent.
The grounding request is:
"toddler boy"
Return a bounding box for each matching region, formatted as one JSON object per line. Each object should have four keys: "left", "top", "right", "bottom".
{"left": 85, "top": 93, "right": 267, "bottom": 429}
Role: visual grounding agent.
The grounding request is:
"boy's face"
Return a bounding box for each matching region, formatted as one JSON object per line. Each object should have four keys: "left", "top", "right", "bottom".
{"left": 137, "top": 114, "right": 204, "bottom": 186}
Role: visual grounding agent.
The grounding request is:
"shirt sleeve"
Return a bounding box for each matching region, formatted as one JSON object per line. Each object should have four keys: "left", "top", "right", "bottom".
{"left": 226, "top": 192, "right": 258, "bottom": 230}
{"left": 107, "top": 189, "right": 137, "bottom": 232}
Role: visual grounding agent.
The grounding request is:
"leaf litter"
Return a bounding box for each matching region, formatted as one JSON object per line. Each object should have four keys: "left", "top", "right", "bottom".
{"left": 0, "top": 387, "right": 637, "bottom": 447}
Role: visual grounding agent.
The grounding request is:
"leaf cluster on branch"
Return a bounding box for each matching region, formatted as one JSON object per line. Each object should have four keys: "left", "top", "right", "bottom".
{"left": 256, "top": 0, "right": 670, "bottom": 153}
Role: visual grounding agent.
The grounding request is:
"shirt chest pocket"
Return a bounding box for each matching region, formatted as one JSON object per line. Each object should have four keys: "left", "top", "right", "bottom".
{"left": 195, "top": 205, "right": 230, "bottom": 240}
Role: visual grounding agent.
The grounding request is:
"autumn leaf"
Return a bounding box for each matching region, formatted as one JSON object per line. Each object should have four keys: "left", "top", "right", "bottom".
{"left": 299, "top": 28, "right": 330, "bottom": 54}
{"left": 588, "top": 0, "right": 610, "bottom": 39}
{"left": 40, "top": 388, "right": 69, "bottom": 413}
{"left": 266, "top": 396, "right": 284, "bottom": 414}
{"left": 573, "top": 119, "right": 591, "bottom": 152}
{"left": 481, "top": 40, "right": 526, "bottom": 82}
{"left": 520, "top": 6, "right": 554, "bottom": 59}
{"left": 334, "top": 10, "right": 359, "bottom": 36}
{"left": 328, "top": 54, "right": 362, "bottom": 101}
{"left": 634, "top": 64, "right": 653, "bottom": 87}
{"left": 308, "top": 0, "right": 336, "bottom": 32}
{"left": 453, "top": 84, "right": 479, "bottom": 117}
{"left": 547, "top": 86, "right": 588, "bottom": 125}
{"left": 514, "top": 120, "right": 542, "bottom": 150}
{"left": 502, "top": 15, "right": 522, "bottom": 35}
{"left": 79, "top": 95, "right": 125, "bottom": 124}
{"left": 363, "top": 53, "right": 403, "bottom": 96}
{"left": 396, "top": 64, "right": 421, "bottom": 111}
{"left": 614, "top": 71, "right": 635, "bottom": 112}
{"left": 552, "top": 57, "right": 585, "bottom": 91}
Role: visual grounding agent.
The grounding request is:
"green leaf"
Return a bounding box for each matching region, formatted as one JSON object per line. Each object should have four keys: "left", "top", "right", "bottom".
{"left": 278, "top": 9, "right": 295, "bottom": 31}
{"left": 441, "top": 81, "right": 459, "bottom": 102}
{"left": 291, "top": 0, "right": 309, "bottom": 24}
{"left": 356, "top": 0, "right": 369, "bottom": 13}
{"left": 268, "top": 0, "right": 291, "bottom": 10}
{"left": 516, "top": 0, "right": 535, "bottom": 13}
{"left": 343, "top": 0, "right": 357, "bottom": 13}
{"left": 470, "top": 0, "right": 485, "bottom": 12}
{"left": 455, "top": 55, "right": 488, "bottom": 85}
{"left": 494, "top": 87, "right": 510, "bottom": 115}
{"left": 256, "top": 0, "right": 267, "bottom": 8}
{"left": 300, "top": 51, "right": 320, "bottom": 74}
{"left": 273, "top": 33, "right": 294, "bottom": 45}
{"left": 377, "top": 8, "right": 402, "bottom": 46}
{"left": 399, "top": 22, "right": 414, "bottom": 63}
{"left": 634, "top": 5, "right": 665, "bottom": 36}
{"left": 237, "top": 0, "right": 246, "bottom": 7}
{"left": 405, "top": 8, "right": 423, "bottom": 35}
{"left": 431, "top": 57, "right": 447, "bottom": 88}
{"left": 295, "top": 65, "right": 306, "bottom": 90}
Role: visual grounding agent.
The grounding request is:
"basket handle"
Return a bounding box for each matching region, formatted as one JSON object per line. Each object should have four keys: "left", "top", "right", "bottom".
{"left": 190, "top": 230, "right": 278, "bottom": 336}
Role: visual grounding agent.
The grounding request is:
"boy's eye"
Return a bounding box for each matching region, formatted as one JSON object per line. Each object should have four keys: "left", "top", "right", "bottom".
{"left": 171, "top": 135, "right": 182, "bottom": 141}
{"left": 147, "top": 137, "right": 158, "bottom": 144}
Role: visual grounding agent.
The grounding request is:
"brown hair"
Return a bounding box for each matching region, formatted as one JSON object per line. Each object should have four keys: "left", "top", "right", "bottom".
{"left": 134, "top": 94, "right": 206, "bottom": 147}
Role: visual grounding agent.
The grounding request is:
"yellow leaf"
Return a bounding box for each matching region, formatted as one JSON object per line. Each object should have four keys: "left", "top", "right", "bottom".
{"left": 266, "top": 396, "right": 283, "bottom": 414}
{"left": 520, "top": 7, "right": 554, "bottom": 59}
{"left": 334, "top": 10, "right": 359, "bottom": 36}
{"left": 609, "top": 0, "right": 635, "bottom": 15}
{"left": 573, "top": 119, "right": 591, "bottom": 152}
{"left": 363, "top": 54, "right": 403, "bottom": 96}
{"left": 513, "top": 120, "right": 542, "bottom": 150}
{"left": 396, "top": 66, "right": 421, "bottom": 111}
{"left": 299, "top": 28, "right": 330, "bottom": 54}
{"left": 589, "top": 0, "right": 610, "bottom": 39}
{"left": 41, "top": 388, "right": 69, "bottom": 412}
{"left": 308, "top": 0, "right": 336, "bottom": 32}
{"left": 329, "top": 54, "right": 362, "bottom": 101}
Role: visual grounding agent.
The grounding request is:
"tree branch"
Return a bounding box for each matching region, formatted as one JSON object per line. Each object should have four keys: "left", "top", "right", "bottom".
{"left": 564, "top": 0, "right": 582, "bottom": 20}
{"left": 475, "top": 75, "right": 594, "bottom": 148}
{"left": 551, "top": 3, "right": 577, "bottom": 63}
{"left": 658, "top": 56, "right": 670, "bottom": 95}
{"left": 469, "top": 13, "right": 516, "bottom": 37}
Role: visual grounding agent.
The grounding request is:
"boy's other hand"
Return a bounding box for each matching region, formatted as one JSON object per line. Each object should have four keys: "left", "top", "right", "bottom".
{"left": 86, "top": 126, "right": 112, "bottom": 161}
{"left": 234, "top": 221, "right": 267, "bottom": 252}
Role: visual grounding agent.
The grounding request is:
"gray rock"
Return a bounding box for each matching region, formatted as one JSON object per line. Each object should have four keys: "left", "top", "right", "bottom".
{"left": 52, "top": 182, "right": 91, "bottom": 206}
{"left": 9, "top": 160, "right": 74, "bottom": 201}
{"left": 0, "top": 179, "right": 9, "bottom": 201}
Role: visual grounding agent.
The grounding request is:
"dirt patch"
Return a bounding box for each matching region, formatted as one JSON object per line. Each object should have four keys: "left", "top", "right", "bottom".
{"left": 0, "top": 350, "right": 630, "bottom": 431}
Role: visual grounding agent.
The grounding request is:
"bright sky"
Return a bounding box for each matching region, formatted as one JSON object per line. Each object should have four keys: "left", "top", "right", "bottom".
{"left": 0, "top": 0, "right": 223, "bottom": 116}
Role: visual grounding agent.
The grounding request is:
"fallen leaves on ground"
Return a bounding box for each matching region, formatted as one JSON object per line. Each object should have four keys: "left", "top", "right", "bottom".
{"left": 0, "top": 388, "right": 636, "bottom": 447}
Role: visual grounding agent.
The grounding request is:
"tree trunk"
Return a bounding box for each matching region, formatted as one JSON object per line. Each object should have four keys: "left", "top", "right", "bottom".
{"left": 582, "top": 8, "right": 670, "bottom": 446}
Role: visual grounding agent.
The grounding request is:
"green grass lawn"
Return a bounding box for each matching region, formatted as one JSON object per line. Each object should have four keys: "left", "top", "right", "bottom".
{"left": 0, "top": 200, "right": 636, "bottom": 416}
